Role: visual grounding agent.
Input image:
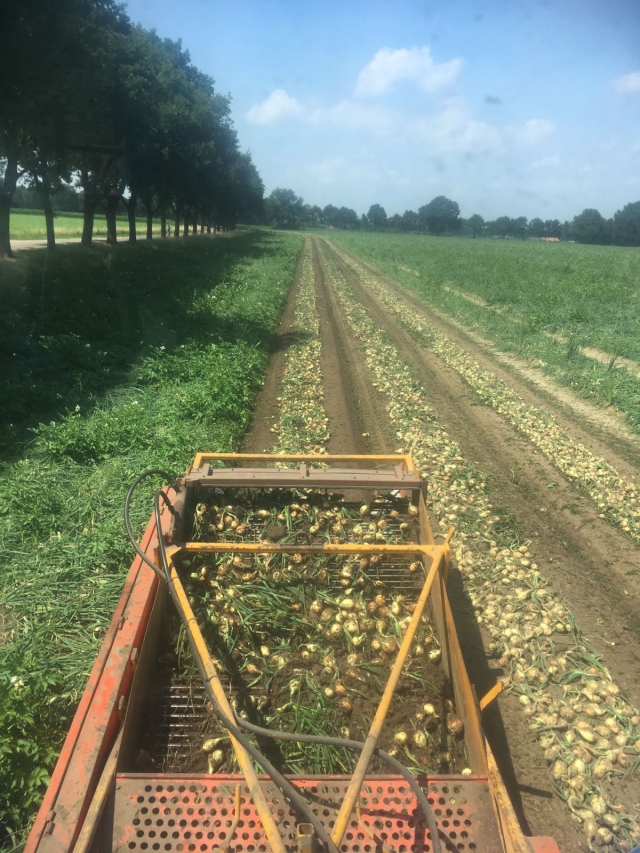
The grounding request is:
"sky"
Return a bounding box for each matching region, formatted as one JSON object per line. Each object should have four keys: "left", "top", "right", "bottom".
{"left": 125, "top": 0, "right": 640, "bottom": 221}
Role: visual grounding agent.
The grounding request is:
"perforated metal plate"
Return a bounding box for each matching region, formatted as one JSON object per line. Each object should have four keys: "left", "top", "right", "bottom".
{"left": 112, "top": 774, "right": 502, "bottom": 853}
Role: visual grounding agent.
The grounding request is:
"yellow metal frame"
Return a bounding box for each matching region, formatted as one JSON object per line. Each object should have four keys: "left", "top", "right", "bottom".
{"left": 192, "top": 451, "right": 418, "bottom": 474}
{"left": 163, "top": 452, "right": 532, "bottom": 853}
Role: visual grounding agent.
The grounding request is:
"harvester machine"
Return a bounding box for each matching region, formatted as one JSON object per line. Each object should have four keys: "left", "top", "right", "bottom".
{"left": 25, "top": 454, "right": 561, "bottom": 853}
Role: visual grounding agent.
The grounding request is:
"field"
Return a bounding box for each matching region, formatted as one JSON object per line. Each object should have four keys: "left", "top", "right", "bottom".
{"left": 327, "top": 231, "right": 640, "bottom": 434}
{"left": 9, "top": 210, "right": 163, "bottom": 241}
{"left": 3, "top": 231, "right": 640, "bottom": 852}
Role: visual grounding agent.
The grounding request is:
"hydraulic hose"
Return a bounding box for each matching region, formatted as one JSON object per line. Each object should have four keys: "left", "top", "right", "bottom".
{"left": 124, "top": 469, "right": 176, "bottom": 580}
{"left": 235, "top": 717, "right": 442, "bottom": 853}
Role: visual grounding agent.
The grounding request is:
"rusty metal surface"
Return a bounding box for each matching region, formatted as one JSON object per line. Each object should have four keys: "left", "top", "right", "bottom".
{"left": 112, "top": 773, "right": 503, "bottom": 853}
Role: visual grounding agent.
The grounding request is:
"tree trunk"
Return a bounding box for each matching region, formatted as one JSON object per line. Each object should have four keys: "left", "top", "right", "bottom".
{"left": 146, "top": 206, "right": 153, "bottom": 240}
{"left": 160, "top": 210, "right": 167, "bottom": 238}
{"left": 37, "top": 177, "right": 56, "bottom": 251}
{"left": 207, "top": 222, "right": 211, "bottom": 234}
{"left": 193, "top": 218, "right": 198, "bottom": 235}
{"left": 183, "top": 212, "right": 190, "bottom": 236}
{"left": 200, "top": 219, "right": 204, "bottom": 234}
{"left": 174, "top": 216, "right": 180, "bottom": 237}
{"left": 81, "top": 169, "right": 95, "bottom": 247}
{"left": 128, "top": 193, "right": 137, "bottom": 242}
{"left": 105, "top": 195, "right": 119, "bottom": 245}
{"left": 0, "top": 152, "right": 19, "bottom": 257}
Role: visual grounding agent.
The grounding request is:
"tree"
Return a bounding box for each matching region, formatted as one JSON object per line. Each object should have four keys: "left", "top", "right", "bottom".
{"left": 418, "top": 196, "right": 460, "bottom": 236}
{"left": 387, "top": 213, "right": 402, "bottom": 231}
{"left": 613, "top": 201, "right": 640, "bottom": 246}
{"left": 367, "top": 204, "right": 387, "bottom": 230}
{"left": 467, "top": 213, "right": 485, "bottom": 238}
{"left": 543, "top": 219, "right": 561, "bottom": 238}
{"left": 400, "top": 210, "right": 419, "bottom": 232}
{"left": 528, "top": 218, "right": 545, "bottom": 238}
{"left": 266, "top": 188, "right": 305, "bottom": 229}
{"left": 511, "top": 216, "right": 528, "bottom": 239}
{"left": 571, "top": 208, "right": 610, "bottom": 245}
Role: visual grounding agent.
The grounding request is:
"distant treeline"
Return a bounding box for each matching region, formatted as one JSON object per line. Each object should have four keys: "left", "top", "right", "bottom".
{"left": 0, "top": 0, "right": 264, "bottom": 255}
{"left": 265, "top": 189, "right": 640, "bottom": 247}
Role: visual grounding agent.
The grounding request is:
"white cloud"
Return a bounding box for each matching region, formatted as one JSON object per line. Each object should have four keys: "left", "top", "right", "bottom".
{"left": 246, "top": 89, "right": 302, "bottom": 124}
{"left": 308, "top": 99, "right": 397, "bottom": 132}
{"left": 615, "top": 72, "right": 640, "bottom": 94}
{"left": 509, "top": 118, "right": 555, "bottom": 146}
{"left": 528, "top": 155, "right": 562, "bottom": 171}
{"left": 355, "top": 46, "right": 462, "bottom": 97}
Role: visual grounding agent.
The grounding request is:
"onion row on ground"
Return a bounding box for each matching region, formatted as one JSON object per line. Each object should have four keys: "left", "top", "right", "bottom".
{"left": 269, "top": 245, "right": 330, "bottom": 454}
{"left": 320, "top": 246, "right": 640, "bottom": 851}
{"left": 329, "top": 245, "right": 640, "bottom": 545}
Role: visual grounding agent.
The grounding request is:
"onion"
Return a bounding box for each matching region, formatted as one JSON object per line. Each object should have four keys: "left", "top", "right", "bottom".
{"left": 206, "top": 749, "right": 225, "bottom": 774}
{"left": 413, "top": 731, "right": 427, "bottom": 748}
{"left": 394, "top": 731, "right": 408, "bottom": 746}
{"left": 446, "top": 714, "right": 464, "bottom": 737}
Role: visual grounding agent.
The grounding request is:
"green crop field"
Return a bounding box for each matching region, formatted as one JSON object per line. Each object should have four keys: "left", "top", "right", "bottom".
{"left": 9, "top": 210, "right": 162, "bottom": 241}
{"left": 328, "top": 231, "right": 640, "bottom": 433}
{"left": 0, "top": 231, "right": 303, "bottom": 844}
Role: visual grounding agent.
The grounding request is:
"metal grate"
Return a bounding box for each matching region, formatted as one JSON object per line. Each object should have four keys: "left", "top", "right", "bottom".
{"left": 112, "top": 774, "right": 502, "bottom": 853}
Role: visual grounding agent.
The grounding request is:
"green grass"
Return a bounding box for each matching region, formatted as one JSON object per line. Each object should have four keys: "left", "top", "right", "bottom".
{"left": 10, "top": 210, "right": 163, "bottom": 240}
{"left": 327, "top": 232, "right": 640, "bottom": 433}
{"left": 0, "top": 231, "right": 303, "bottom": 846}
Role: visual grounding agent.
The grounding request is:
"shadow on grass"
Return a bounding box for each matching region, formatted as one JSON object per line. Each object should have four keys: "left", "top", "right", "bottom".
{"left": 0, "top": 232, "right": 292, "bottom": 459}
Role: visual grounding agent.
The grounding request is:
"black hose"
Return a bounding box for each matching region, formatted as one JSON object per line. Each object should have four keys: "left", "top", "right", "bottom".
{"left": 152, "top": 492, "right": 341, "bottom": 853}
{"left": 124, "top": 469, "right": 176, "bottom": 580}
{"left": 236, "top": 718, "right": 442, "bottom": 853}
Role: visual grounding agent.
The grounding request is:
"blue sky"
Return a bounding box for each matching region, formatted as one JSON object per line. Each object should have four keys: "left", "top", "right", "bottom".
{"left": 125, "top": 0, "right": 640, "bottom": 221}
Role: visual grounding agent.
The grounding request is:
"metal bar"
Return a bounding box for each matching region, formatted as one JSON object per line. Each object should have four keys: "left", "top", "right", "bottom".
{"left": 177, "top": 542, "right": 440, "bottom": 555}
{"left": 192, "top": 452, "right": 416, "bottom": 471}
{"left": 330, "top": 546, "right": 447, "bottom": 848}
{"left": 168, "top": 560, "right": 286, "bottom": 853}
{"left": 186, "top": 472, "right": 421, "bottom": 489}
{"left": 72, "top": 726, "right": 124, "bottom": 853}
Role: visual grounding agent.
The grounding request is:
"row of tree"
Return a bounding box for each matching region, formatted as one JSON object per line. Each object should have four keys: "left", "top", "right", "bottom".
{"left": 265, "top": 188, "right": 640, "bottom": 247}
{"left": 0, "top": 0, "right": 264, "bottom": 255}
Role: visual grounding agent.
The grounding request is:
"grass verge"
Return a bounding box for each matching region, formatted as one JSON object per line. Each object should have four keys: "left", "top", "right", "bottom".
{"left": 0, "top": 231, "right": 303, "bottom": 846}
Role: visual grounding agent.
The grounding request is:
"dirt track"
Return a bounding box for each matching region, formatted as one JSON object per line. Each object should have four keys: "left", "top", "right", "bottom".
{"left": 242, "top": 237, "right": 640, "bottom": 852}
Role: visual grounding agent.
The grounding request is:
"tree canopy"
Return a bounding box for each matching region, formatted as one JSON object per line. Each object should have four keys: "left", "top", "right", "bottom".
{"left": 418, "top": 196, "right": 461, "bottom": 235}
{"left": 0, "top": 0, "right": 264, "bottom": 254}
{"left": 367, "top": 204, "right": 387, "bottom": 230}
{"left": 612, "top": 202, "right": 640, "bottom": 247}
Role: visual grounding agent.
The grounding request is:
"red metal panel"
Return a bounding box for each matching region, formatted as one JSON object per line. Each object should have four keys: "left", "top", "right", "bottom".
{"left": 112, "top": 773, "right": 504, "bottom": 853}
{"left": 25, "top": 493, "right": 176, "bottom": 853}
{"left": 527, "top": 839, "right": 562, "bottom": 853}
